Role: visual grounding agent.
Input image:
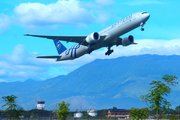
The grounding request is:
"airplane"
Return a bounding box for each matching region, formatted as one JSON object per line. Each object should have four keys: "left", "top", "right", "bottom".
{"left": 25, "top": 11, "right": 150, "bottom": 61}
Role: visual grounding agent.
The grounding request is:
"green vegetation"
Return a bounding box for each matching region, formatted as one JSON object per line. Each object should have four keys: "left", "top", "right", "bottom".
{"left": 112, "top": 107, "right": 117, "bottom": 109}
{"left": 2, "top": 95, "right": 18, "bottom": 111}
{"left": 130, "top": 107, "right": 149, "bottom": 120}
{"left": 140, "top": 75, "right": 178, "bottom": 119}
{"left": 2, "top": 95, "right": 24, "bottom": 120}
{"left": 175, "top": 105, "right": 180, "bottom": 112}
{"left": 54, "top": 101, "right": 70, "bottom": 120}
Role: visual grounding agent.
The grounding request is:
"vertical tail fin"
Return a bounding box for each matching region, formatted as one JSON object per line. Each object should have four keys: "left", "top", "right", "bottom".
{"left": 53, "top": 40, "right": 67, "bottom": 55}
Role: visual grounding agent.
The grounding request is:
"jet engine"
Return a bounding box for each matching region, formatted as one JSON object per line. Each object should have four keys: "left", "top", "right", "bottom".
{"left": 122, "top": 35, "right": 134, "bottom": 46}
{"left": 85, "top": 32, "right": 100, "bottom": 44}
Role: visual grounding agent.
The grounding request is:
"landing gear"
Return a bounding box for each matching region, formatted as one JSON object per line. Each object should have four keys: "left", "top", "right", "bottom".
{"left": 87, "top": 48, "right": 94, "bottom": 54}
{"left": 86, "top": 44, "right": 94, "bottom": 54}
{"left": 105, "top": 50, "right": 114, "bottom": 55}
{"left": 105, "top": 46, "right": 114, "bottom": 55}
{"left": 140, "top": 22, "right": 145, "bottom": 31}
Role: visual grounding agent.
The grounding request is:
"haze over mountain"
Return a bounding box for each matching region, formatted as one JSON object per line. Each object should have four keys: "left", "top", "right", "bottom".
{"left": 0, "top": 54, "right": 179, "bottom": 110}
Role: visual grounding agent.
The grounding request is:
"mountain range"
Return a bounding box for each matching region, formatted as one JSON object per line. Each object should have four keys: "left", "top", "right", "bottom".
{"left": 0, "top": 54, "right": 180, "bottom": 110}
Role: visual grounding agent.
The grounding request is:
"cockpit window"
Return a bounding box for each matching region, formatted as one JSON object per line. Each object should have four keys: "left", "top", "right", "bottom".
{"left": 142, "top": 12, "right": 147, "bottom": 14}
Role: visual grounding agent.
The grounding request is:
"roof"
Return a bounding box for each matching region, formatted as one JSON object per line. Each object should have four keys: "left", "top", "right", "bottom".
{"left": 108, "top": 109, "right": 128, "bottom": 112}
{"left": 37, "top": 101, "right": 45, "bottom": 102}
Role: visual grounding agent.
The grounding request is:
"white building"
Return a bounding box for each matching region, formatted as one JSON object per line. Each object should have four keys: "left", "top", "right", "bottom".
{"left": 37, "top": 101, "right": 45, "bottom": 110}
{"left": 87, "top": 109, "right": 97, "bottom": 117}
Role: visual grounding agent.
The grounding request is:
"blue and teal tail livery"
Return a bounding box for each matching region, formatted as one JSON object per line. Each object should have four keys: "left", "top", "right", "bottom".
{"left": 53, "top": 40, "right": 67, "bottom": 55}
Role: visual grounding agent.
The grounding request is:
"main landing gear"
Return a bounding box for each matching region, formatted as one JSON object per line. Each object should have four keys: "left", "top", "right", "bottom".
{"left": 87, "top": 48, "right": 94, "bottom": 54}
{"left": 140, "top": 22, "right": 145, "bottom": 31}
{"left": 105, "top": 46, "right": 114, "bottom": 55}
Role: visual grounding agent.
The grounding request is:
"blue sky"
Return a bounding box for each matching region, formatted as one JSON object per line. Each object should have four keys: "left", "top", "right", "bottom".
{"left": 0, "top": 0, "right": 180, "bottom": 82}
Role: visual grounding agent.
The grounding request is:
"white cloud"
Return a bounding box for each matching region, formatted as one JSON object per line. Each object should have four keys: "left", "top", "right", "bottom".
{"left": 37, "top": 38, "right": 180, "bottom": 79}
{"left": 58, "top": 38, "right": 180, "bottom": 71}
{"left": 95, "top": 11, "right": 110, "bottom": 25}
{"left": 112, "top": 93, "right": 121, "bottom": 99}
{"left": 0, "top": 44, "right": 87, "bottom": 82}
{"left": 95, "top": 0, "right": 115, "bottom": 6}
{"left": 0, "top": 14, "right": 10, "bottom": 34}
{"left": 44, "top": 38, "right": 180, "bottom": 68}
{"left": 1, "top": 39, "right": 180, "bottom": 82}
{"left": 14, "top": 0, "right": 96, "bottom": 27}
{"left": 0, "top": 44, "right": 48, "bottom": 82}
{"left": 0, "top": 79, "right": 7, "bottom": 82}
{"left": 0, "top": 0, "right": 112, "bottom": 31}
{"left": 89, "top": 38, "right": 180, "bottom": 60}
{"left": 8, "top": 44, "right": 29, "bottom": 64}
{"left": 9, "top": 71, "right": 28, "bottom": 78}
{"left": 0, "top": 69, "right": 6, "bottom": 76}
{"left": 124, "top": 0, "right": 162, "bottom": 5}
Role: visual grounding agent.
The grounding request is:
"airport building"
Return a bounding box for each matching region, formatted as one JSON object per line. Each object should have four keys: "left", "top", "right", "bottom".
{"left": 37, "top": 101, "right": 45, "bottom": 110}
{"left": 107, "top": 109, "right": 130, "bottom": 118}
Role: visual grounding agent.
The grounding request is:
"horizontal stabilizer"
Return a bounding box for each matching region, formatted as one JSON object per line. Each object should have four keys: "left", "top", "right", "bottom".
{"left": 37, "top": 55, "right": 61, "bottom": 59}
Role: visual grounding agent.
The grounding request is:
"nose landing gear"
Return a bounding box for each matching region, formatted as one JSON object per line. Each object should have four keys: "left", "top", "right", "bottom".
{"left": 140, "top": 22, "right": 145, "bottom": 31}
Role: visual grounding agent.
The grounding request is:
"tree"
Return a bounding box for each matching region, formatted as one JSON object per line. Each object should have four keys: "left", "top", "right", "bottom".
{"left": 112, "top": 107, "right": 117, "bottom": 109}
{"left": 175, "top": 105, "right": 180, "bottom": 112}
{"left": 130, "top": 107, "right": 149, "bottom": 120}
{"left": 140, "top": 75, "right": 178, "bottom": 120}
{"left": 2, "top": 95, "right": 24, "bottom": 120}
{"left": 54, "top": 101, "right": 70, "bottom": 120}
{"left": 2, "top": 95, "right": 18, "bottom": 111}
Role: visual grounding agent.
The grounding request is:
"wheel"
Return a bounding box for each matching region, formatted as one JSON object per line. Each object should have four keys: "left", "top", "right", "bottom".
{"left": 105, "top": 52, "right": 110, "bottom": 55}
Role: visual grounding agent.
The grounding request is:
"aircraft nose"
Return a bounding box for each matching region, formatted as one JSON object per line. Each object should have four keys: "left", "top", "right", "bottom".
{"left": 146, "top": 13, "right": 150, "bottom": 19}
{"left": 144, "top": 13, "right": 150, "bottom": 21}
{"left": 141, "top": 12, "right": 150, "bottom": 21}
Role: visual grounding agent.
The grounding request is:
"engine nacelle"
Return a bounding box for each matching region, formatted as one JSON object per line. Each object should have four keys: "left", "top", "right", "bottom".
{"left": 122, "top": 35, "right": 134, "bottom": 46}
{"left": 85, "top": 32, "right": 100, "bottom": 44}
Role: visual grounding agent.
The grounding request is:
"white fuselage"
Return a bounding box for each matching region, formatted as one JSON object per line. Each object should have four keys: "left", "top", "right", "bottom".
{"left": 59, "top": 12, "right": 150, "bottom": 61}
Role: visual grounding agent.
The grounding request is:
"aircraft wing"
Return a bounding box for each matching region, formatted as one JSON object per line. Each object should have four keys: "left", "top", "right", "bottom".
{"left": 24, "top": 34, "right": 106, "bottom": 46}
